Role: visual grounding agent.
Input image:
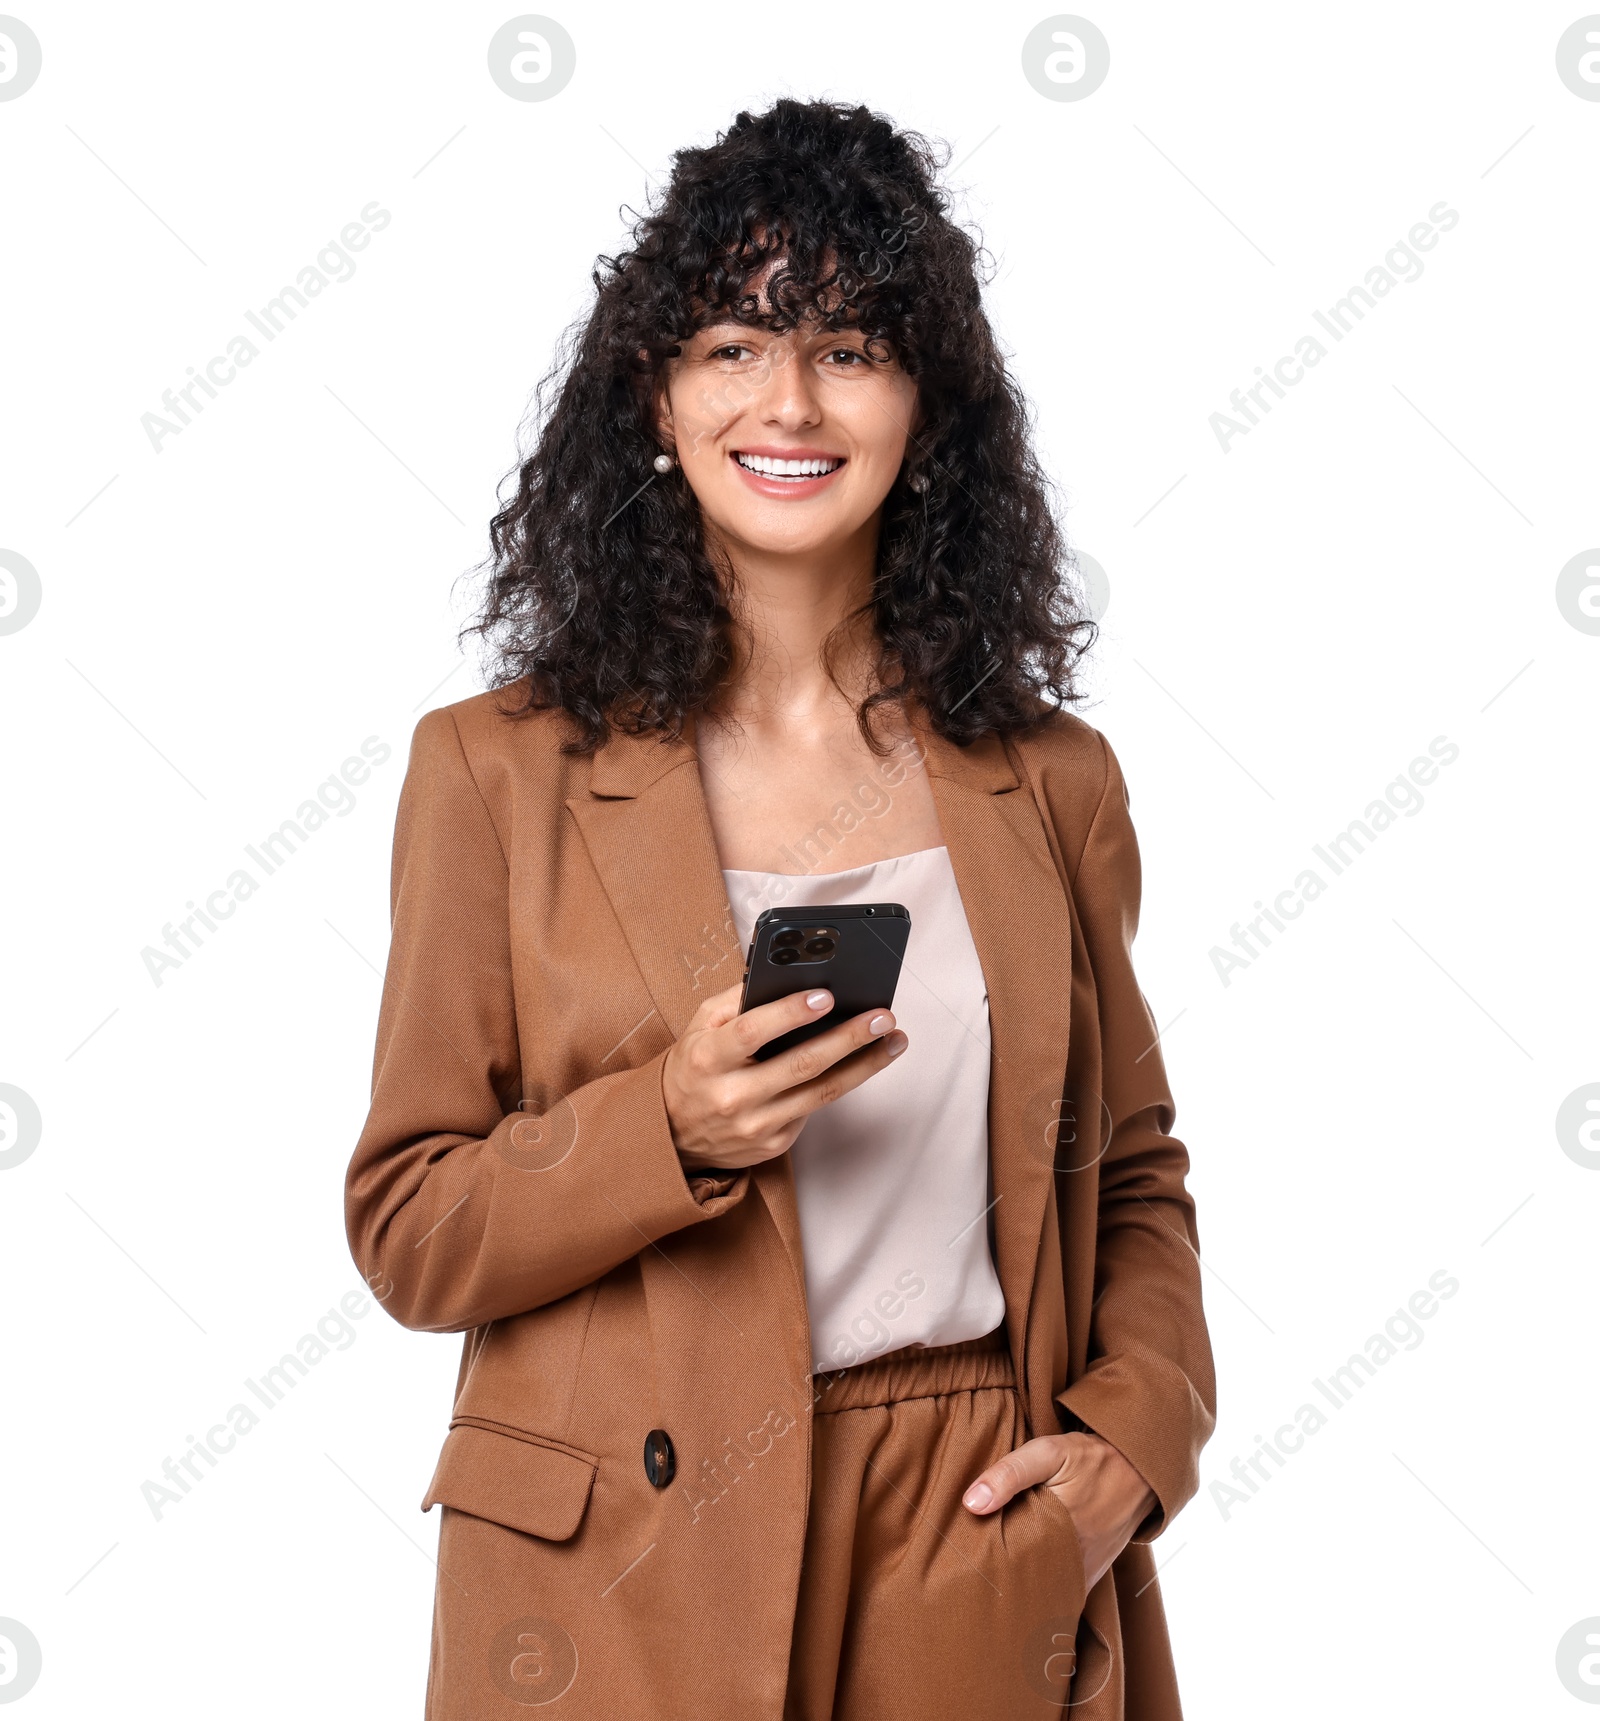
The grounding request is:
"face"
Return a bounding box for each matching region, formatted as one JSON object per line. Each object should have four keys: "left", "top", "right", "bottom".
{"left": 654, "top": 306, "right": 921, "bottom": 565}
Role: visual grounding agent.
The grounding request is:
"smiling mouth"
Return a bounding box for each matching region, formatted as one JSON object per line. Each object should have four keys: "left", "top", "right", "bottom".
{"left": 732, "top": 452, "right": 845, "bottom": 481}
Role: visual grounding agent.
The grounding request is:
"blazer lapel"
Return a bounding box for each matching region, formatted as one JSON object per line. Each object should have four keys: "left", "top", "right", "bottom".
{"left": 565, "top": 714, "right": 743, "bottom": 1039}
{"left": 915, "top": 716, "right": 1075, "bottom": 1394}
{"left": 565, "top": 717, "right": 813, "bottom": 1350}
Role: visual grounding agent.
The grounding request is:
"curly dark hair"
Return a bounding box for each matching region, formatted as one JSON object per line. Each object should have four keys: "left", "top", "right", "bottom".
{"left": 464, "top": 96, "right": 1095, "bottom": 754}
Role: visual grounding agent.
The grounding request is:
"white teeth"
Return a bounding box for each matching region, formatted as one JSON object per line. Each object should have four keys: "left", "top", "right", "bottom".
{"left": 735, "top": 453, "right": 843, "bottom": 478}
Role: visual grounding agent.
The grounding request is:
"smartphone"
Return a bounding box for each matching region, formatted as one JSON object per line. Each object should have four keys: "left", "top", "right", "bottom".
{"left": 739, "top": 903, "right": 911, "bottom": 1062}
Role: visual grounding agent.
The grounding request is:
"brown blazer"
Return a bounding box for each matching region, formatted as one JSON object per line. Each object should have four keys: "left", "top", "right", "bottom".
{"left": 344, "top": 684, "right": 1215, "bottom": 1720}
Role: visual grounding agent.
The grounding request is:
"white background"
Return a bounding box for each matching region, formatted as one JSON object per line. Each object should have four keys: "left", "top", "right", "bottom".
{"left": 2, "top": 3, "right": 1597, "bottom": 1716}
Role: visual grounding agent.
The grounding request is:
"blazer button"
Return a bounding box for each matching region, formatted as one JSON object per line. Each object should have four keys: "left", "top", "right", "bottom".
{"left": 643, "top": 1428, "right": 675, "bottom": 1488}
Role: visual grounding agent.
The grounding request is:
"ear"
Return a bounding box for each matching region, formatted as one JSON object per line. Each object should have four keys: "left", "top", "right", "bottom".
{"left": 650, "top": 368, "right": 678, "bottom": 459}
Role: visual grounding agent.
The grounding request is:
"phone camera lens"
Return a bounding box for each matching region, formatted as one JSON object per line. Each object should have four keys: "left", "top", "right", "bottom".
{"left": 771, "top": 929, "right": 803, "bottom": 949}
{"left": 771, "top": 948, "right": 797, "bottom": 965}
{"left": 805, "top": 937, "right": 834, "bottom": 956}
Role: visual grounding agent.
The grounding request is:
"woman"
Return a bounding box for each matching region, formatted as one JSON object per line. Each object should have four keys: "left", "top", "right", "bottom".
{"left": 345, "top": 98, "right": 1214, "bottom": 1721}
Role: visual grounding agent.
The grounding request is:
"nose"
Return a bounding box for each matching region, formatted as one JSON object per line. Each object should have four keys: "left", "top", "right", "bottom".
{"left": 750, "top": 338, "right": 822, "bottom": 432}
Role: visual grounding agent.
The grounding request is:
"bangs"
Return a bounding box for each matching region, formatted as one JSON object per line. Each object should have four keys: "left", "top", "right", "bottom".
{"left": 668, "top": 229, "right": 910, "bottom": 376}
{"left": 690, "top": 229, "right": 891, "bottom": 326}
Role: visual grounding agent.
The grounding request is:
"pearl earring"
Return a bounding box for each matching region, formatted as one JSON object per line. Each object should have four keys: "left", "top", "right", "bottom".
{"left": 908, "top": 469, "right": 927, "bottom": 493}
{"left": 653, "top": 453, "right": 675, "bottom": 475}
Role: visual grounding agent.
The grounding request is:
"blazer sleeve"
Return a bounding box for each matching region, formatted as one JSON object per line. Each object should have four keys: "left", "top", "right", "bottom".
{"left": 1051, "top": 730, "right": 1217, "bottom": 1541}
{"left": 343, "top": 707, "right": 751, "bottom": 1334}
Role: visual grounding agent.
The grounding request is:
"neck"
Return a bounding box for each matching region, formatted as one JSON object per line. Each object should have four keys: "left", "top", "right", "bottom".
{"left": 703, "top": 515, "right": 886, "bottom": 730}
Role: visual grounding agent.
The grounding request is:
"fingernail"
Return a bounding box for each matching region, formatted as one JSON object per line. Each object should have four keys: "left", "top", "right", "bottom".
{"left": 806, "top": 991, "right": 830, "bottom": 1010}
{"left": 868, "top": 1013, "right": 891, "bottom": 1034}
{"left": 885, "top": 1032, "right": 908, "bottom": 1057}
{"left": 963, "top": 1483, "right": 993, "bottom": 1511}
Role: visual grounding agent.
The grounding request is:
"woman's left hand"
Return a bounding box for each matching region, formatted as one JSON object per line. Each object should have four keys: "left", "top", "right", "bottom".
{"left": 962, "top": 1431, "right": 1157, "bottom": 1592}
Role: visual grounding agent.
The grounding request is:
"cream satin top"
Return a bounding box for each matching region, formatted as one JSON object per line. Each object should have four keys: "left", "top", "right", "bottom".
{"left": 722, "top": 846, "right": 1006, "bottom": 1375}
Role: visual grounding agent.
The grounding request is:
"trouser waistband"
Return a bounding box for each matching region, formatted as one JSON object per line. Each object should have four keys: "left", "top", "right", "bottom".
{"left": 810, "top": 1324, "right": 1013, "bottom": 1413}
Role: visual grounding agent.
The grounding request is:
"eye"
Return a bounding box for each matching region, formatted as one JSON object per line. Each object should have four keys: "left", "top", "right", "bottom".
{"left": 706, "top": 341, "right": 756, "bottom": 362}
{"left": 823, "top": 346, "right": 870, "bottom": 367}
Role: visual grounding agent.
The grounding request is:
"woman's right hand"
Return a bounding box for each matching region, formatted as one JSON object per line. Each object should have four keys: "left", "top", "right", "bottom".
{"left": 663, "top": 981, "right": 908, "bottom": 1173}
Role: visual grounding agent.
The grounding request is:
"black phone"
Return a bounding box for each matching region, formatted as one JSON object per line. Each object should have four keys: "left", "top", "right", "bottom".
{"left": 738, "top": 903, "right": 911, "bottom": 1061}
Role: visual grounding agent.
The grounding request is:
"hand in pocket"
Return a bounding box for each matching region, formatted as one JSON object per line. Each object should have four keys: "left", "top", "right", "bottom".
{"left": 962, "top": 1430, "right": 1157, "bottom": 1591}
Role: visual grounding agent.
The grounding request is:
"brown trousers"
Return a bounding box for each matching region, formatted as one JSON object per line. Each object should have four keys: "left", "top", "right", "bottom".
{"left": 784, "top": 1326, "right": 1089, "bottom": 1719}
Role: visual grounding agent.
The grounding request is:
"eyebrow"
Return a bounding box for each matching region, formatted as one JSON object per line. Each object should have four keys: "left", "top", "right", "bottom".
{"left": 692, "top": 316, "right": 871, "bottom": 343}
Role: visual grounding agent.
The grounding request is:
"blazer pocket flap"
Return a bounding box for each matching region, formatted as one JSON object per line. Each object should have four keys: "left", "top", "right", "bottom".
{"left": 421, "top": 1422, "right": 597, "bottom": 1542}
